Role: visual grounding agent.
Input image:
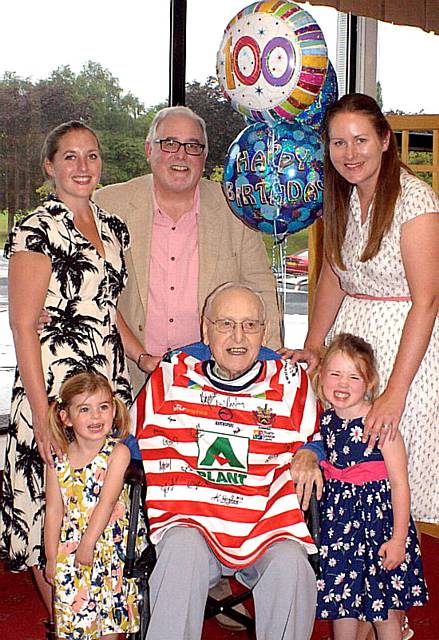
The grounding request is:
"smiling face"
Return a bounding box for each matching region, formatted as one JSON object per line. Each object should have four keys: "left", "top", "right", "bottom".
{"left": 61, "top": 388, "right": 115, "bottom": 445}
{"left": 44, "top": 129, "right": 102, "bottom": 208}
{"left": 320, "top": 351, "right": 371, "bottom": 419}
{"left": 328, "top": 112, "right": 390, "bottom": 200}
{"left": 146, "top": 113, "right": 206, "bottom": 199}
{"left": 203, "top": 287, "right": 267, "bottom": 380}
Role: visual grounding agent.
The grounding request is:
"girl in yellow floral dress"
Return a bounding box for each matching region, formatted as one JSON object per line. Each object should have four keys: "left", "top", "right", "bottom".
{"left": 45, "top": 372, "right": 139, "bottom": 639}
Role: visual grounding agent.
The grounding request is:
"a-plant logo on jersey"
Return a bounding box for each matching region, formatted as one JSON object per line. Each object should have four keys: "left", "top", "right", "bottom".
{"left": 197, "top": 431, "right": 249, "bottom": 485}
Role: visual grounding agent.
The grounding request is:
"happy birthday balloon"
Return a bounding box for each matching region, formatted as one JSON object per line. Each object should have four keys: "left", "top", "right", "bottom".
{"left": 217, "top": 1, "right": 328, "bottom": 124}
{"left": 223, "top": 121, "right": 324, "bottom": 238}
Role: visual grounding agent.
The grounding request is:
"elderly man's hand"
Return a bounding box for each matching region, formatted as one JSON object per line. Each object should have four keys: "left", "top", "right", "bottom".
{"left": 289, "top": 449, "right": 323, "bottom": 511}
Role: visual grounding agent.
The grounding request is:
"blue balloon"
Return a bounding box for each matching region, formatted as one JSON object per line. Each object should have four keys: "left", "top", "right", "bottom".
{"left": 222, "top": 121, "right": 324, "bottom": 239}
{"left": 296, "top": 61, "right": 339, "bottom": 133}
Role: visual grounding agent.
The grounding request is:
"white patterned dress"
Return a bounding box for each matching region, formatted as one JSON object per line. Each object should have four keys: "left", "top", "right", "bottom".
{"left": 54, "top": 437, "right": 139, "bottom": 639}
{"left": 0, "top": 195, "right": 133, "bottom": 570}
{"left": 329, "top": 171, "right": 439, "bottom": 523}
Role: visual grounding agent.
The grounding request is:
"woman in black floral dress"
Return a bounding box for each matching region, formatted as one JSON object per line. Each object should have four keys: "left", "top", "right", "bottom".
{"left": 0, "top": 121, "right": 149, "bottom": 627}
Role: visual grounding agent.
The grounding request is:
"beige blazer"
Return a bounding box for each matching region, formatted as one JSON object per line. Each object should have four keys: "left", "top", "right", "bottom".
{"left": 94, "top": 175, "right": 281, "bottom": 394}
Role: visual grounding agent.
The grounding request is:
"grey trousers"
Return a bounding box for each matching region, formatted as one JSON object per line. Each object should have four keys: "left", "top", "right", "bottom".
{"left": 146, "top": 526, "right": 317, "bottom": 640}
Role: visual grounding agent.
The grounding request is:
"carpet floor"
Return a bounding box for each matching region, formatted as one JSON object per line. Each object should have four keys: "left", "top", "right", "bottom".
{"left": 0, "top": 534, "right": 437, "bottom": 639}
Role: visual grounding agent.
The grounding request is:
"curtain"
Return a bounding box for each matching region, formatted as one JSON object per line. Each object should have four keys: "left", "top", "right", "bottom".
{"left": 301, "top": 0, "right": 439, "bottom": 34}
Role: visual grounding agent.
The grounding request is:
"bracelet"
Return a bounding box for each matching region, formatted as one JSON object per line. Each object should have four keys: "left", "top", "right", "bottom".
{"left": 137, "top": 352, "right": 150, "bottom": 369}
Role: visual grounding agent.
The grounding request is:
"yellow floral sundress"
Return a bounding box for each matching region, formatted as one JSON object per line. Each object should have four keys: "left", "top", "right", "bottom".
{"left": 53, "top": 437, "right": 139, "bottom": 639}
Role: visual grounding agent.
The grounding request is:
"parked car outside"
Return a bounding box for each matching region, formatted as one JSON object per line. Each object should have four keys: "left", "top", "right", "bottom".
{"left": 276, "top": 274, "right": 308, "bottom": 292}
{"left": 286, "top": 249, "right": 308, "bottom": 275}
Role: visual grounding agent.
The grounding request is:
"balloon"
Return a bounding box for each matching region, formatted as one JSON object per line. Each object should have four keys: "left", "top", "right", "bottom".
{"left": 296, "top": 61, "right": 339, "bottom": 133}
{"left": 243, "top": 60, "right": 339, "bottom": 131}
{"left": 223, "top": 121, "right": 324, "bottom": 239}
{"left": 216, "top": 1, "right": 328, "bottom": 124}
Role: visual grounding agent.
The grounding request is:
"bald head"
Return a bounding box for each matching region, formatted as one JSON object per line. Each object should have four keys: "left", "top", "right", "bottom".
{"left": 204, "top": 282, "right": 266, "bottom": 321}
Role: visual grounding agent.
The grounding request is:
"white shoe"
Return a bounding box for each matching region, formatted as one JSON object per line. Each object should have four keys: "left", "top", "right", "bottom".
{"left": 402, "top": 616, "right": 414, "bottom": 640}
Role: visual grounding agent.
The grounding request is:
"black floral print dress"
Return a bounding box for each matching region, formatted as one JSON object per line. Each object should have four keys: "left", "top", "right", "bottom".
{"left": 0, "top": 194, "right": 132, "bottom": 571}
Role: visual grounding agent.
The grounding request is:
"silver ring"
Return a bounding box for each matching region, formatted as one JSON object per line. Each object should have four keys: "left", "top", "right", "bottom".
{"left": 383, "top": 424, "right": 390, "bottom": 429}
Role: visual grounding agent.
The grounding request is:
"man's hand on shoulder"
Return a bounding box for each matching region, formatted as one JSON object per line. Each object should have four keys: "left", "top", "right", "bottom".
{"left": 138, "top": 353, "right": 162, "bottom": 374}
{"left": 37, "top": 308, "right": 51, "bottom": 333}
{"left": 289, "top": 449, "right": 323, "bottom": 511}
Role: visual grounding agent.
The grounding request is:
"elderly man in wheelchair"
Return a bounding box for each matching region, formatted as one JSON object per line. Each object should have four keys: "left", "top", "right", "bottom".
{"left": 133, "top": 282, "right": 323, "bottom": 640}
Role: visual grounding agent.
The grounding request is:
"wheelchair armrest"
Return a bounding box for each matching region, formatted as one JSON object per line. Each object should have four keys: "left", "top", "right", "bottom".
{"left": 124, "top": 458, "right": 145, "bottom": 486}
{"left": 305, "top": 486, "right": 320, "bottom": 548}
{"left": 304, "top": 486, "right": 321, "bottom": 577}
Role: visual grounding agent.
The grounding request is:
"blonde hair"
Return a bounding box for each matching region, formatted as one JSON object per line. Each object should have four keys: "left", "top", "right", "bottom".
{"left": 315, "top": 333, "right": 379, "bottom": 405}
{"left": 48, "top": 372, "right": 131, "bottom": 452}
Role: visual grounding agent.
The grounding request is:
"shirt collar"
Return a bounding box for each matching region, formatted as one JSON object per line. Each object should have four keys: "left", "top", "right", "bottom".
{"left": 202, "top": 360, "right": 264, "bottom": 392}
{"left": 151, "top": 180, "right": 200, "bottom": 224}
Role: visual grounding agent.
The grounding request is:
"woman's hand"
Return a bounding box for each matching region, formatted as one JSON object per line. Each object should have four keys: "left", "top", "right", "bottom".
{"left": 362, "top": 388, "right": 405, "bottom": 448}
{"left": 281, "top": 346, "right": 321, "bottom": 373}
{"left": 378, "top": 537, "right": 406, "bottom": 570}
{"left": 33, "top": 412, "right": 62, "bottom": 467}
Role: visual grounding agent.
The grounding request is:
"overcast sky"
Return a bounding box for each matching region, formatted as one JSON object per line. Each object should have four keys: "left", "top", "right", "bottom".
{"left": 1, "top": 0, "right": 438, "bottom": 114}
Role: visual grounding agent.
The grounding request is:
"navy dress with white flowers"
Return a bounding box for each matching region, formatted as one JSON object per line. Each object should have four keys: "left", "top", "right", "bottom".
{"left": 316, "top": 409, "right": 427, "bottom": 622}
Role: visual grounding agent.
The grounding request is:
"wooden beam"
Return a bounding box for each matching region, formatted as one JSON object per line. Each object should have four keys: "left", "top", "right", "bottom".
{"left": 308, "top": 218, "right": 324, "bottom": 323}
{"left": 169, "top": 0, "right": 187, "bottom": 106}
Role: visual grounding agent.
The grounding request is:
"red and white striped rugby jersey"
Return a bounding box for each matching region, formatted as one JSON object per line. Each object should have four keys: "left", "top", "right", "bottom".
{"left": 133, "top": 352, "right": 321, "bottom": 568}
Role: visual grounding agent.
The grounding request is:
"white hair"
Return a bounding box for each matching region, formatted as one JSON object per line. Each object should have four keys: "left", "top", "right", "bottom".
{"left": 146, "top": 106, "right": 208, "bottom": 156}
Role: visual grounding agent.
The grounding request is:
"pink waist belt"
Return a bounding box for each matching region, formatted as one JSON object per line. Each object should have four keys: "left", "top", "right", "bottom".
{"left": 321, "top": 460, "right": 388, "bottom": 485}
{"left": 346, "top": 292, "right": 411, "bottom": 302}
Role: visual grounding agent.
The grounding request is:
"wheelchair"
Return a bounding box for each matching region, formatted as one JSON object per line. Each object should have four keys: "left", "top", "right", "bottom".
{"left": 123, "top": 458, "right": 321, "bottom": 640}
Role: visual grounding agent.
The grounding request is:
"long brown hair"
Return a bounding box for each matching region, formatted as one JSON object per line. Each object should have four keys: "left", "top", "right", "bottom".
{"left": 323, "top": 93, "right": 402, "bottom": 270}
{"left": 48, "top": 372, "right": 130, "bottom": 453}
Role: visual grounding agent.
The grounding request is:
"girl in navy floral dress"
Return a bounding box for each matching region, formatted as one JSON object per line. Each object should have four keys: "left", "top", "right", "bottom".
{"left": 315, "top": 333, "right": 427, "bottom": 639}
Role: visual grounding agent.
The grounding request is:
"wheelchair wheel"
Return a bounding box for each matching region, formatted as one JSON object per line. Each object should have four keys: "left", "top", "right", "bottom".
{"left": 127, "top": 580, "right": 149, "bottom": 640}
{"left": 138, "top": 581, "right": 150, "bottom": 640}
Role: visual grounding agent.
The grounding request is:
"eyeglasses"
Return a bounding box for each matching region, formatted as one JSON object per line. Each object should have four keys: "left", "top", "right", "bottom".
{"left": 205, "top": 318, "right": 265, "bottom": 334}
{"left": 154, "top": 138, "right": 206, "bottom": 156}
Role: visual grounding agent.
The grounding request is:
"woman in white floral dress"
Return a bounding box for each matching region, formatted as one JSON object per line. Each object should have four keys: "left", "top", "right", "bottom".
{"left": 292, "top": 94, "right": 438, "bottom": 526}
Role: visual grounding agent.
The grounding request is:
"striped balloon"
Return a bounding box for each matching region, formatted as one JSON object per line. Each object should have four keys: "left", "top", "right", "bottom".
{"left": 217, "top": 1, "right": 328, "bottom": 124}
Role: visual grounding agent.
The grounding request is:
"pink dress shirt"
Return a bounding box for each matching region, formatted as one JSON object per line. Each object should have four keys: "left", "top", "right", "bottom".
{"left": 145, "top": 187, "right": 200, "bottom": 356}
